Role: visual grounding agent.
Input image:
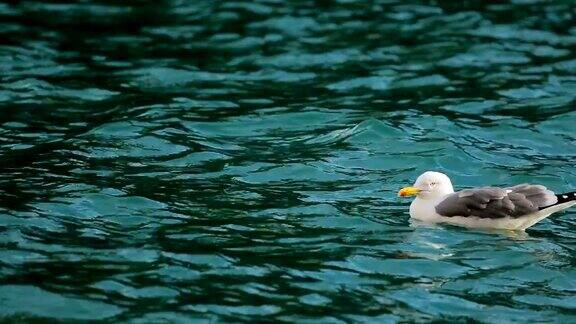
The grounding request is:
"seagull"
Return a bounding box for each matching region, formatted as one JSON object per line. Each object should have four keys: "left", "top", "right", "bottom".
{"left": 398, "top": 171, "right": 576, "bottom": 230}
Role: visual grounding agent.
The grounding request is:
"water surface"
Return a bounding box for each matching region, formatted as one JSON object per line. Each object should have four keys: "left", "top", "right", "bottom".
{"left": 1, "top": 0, "right": 576, "bottom": 322}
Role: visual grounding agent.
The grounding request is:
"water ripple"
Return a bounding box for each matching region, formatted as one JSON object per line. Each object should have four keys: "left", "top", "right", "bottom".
{"left": 1, "top": 0, "right": 575, "bottom": 322}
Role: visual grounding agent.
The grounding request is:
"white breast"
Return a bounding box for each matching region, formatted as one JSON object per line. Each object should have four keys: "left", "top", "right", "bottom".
{"left": 409, "top": 197, "right": 444, "bottom": 222}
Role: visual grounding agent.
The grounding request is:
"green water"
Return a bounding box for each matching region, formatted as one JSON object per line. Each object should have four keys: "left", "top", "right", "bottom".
{"left": 1, "top": 0, "right": 576, "bottom": 322}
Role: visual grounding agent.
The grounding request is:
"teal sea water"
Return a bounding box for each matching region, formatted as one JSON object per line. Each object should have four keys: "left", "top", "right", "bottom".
{"left": 1, "top": 1, "right": 576, "bottom": 322}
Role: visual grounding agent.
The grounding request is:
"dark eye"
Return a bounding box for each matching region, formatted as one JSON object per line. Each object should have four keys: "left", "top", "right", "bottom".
{"left": 430, "top": 182, "right": 437, "bottom": 186}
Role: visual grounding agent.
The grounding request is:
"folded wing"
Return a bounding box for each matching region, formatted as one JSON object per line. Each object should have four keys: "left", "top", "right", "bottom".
{"left": 435, "top": 184, "right": 558, "bottom": 219}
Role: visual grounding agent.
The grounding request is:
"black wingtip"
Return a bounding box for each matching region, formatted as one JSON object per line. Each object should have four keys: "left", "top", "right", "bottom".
{"left": 538, "top": 191, "right": 576, "bottom": 211}
{"left": 556, "top": 191, "right": 576, "bottom": 204}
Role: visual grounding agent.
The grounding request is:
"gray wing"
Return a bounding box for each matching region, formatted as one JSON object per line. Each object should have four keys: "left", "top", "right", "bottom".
{"left": 435, "top": 184, "right": 558, "bottom": 219}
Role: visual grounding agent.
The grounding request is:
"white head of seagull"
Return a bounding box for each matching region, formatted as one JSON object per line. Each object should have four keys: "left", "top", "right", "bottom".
{"left": 398, "top": 171, "right": 454, "bottom": 199}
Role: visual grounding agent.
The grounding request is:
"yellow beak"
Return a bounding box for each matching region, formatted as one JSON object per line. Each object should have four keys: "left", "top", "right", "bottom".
{"left": 398, "top": 186, "right": 421, "bottom": 197}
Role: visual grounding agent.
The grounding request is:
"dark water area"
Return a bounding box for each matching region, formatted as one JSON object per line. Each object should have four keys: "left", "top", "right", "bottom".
{"left": 1, "top": 0, "right": 576, "bottom": 322}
